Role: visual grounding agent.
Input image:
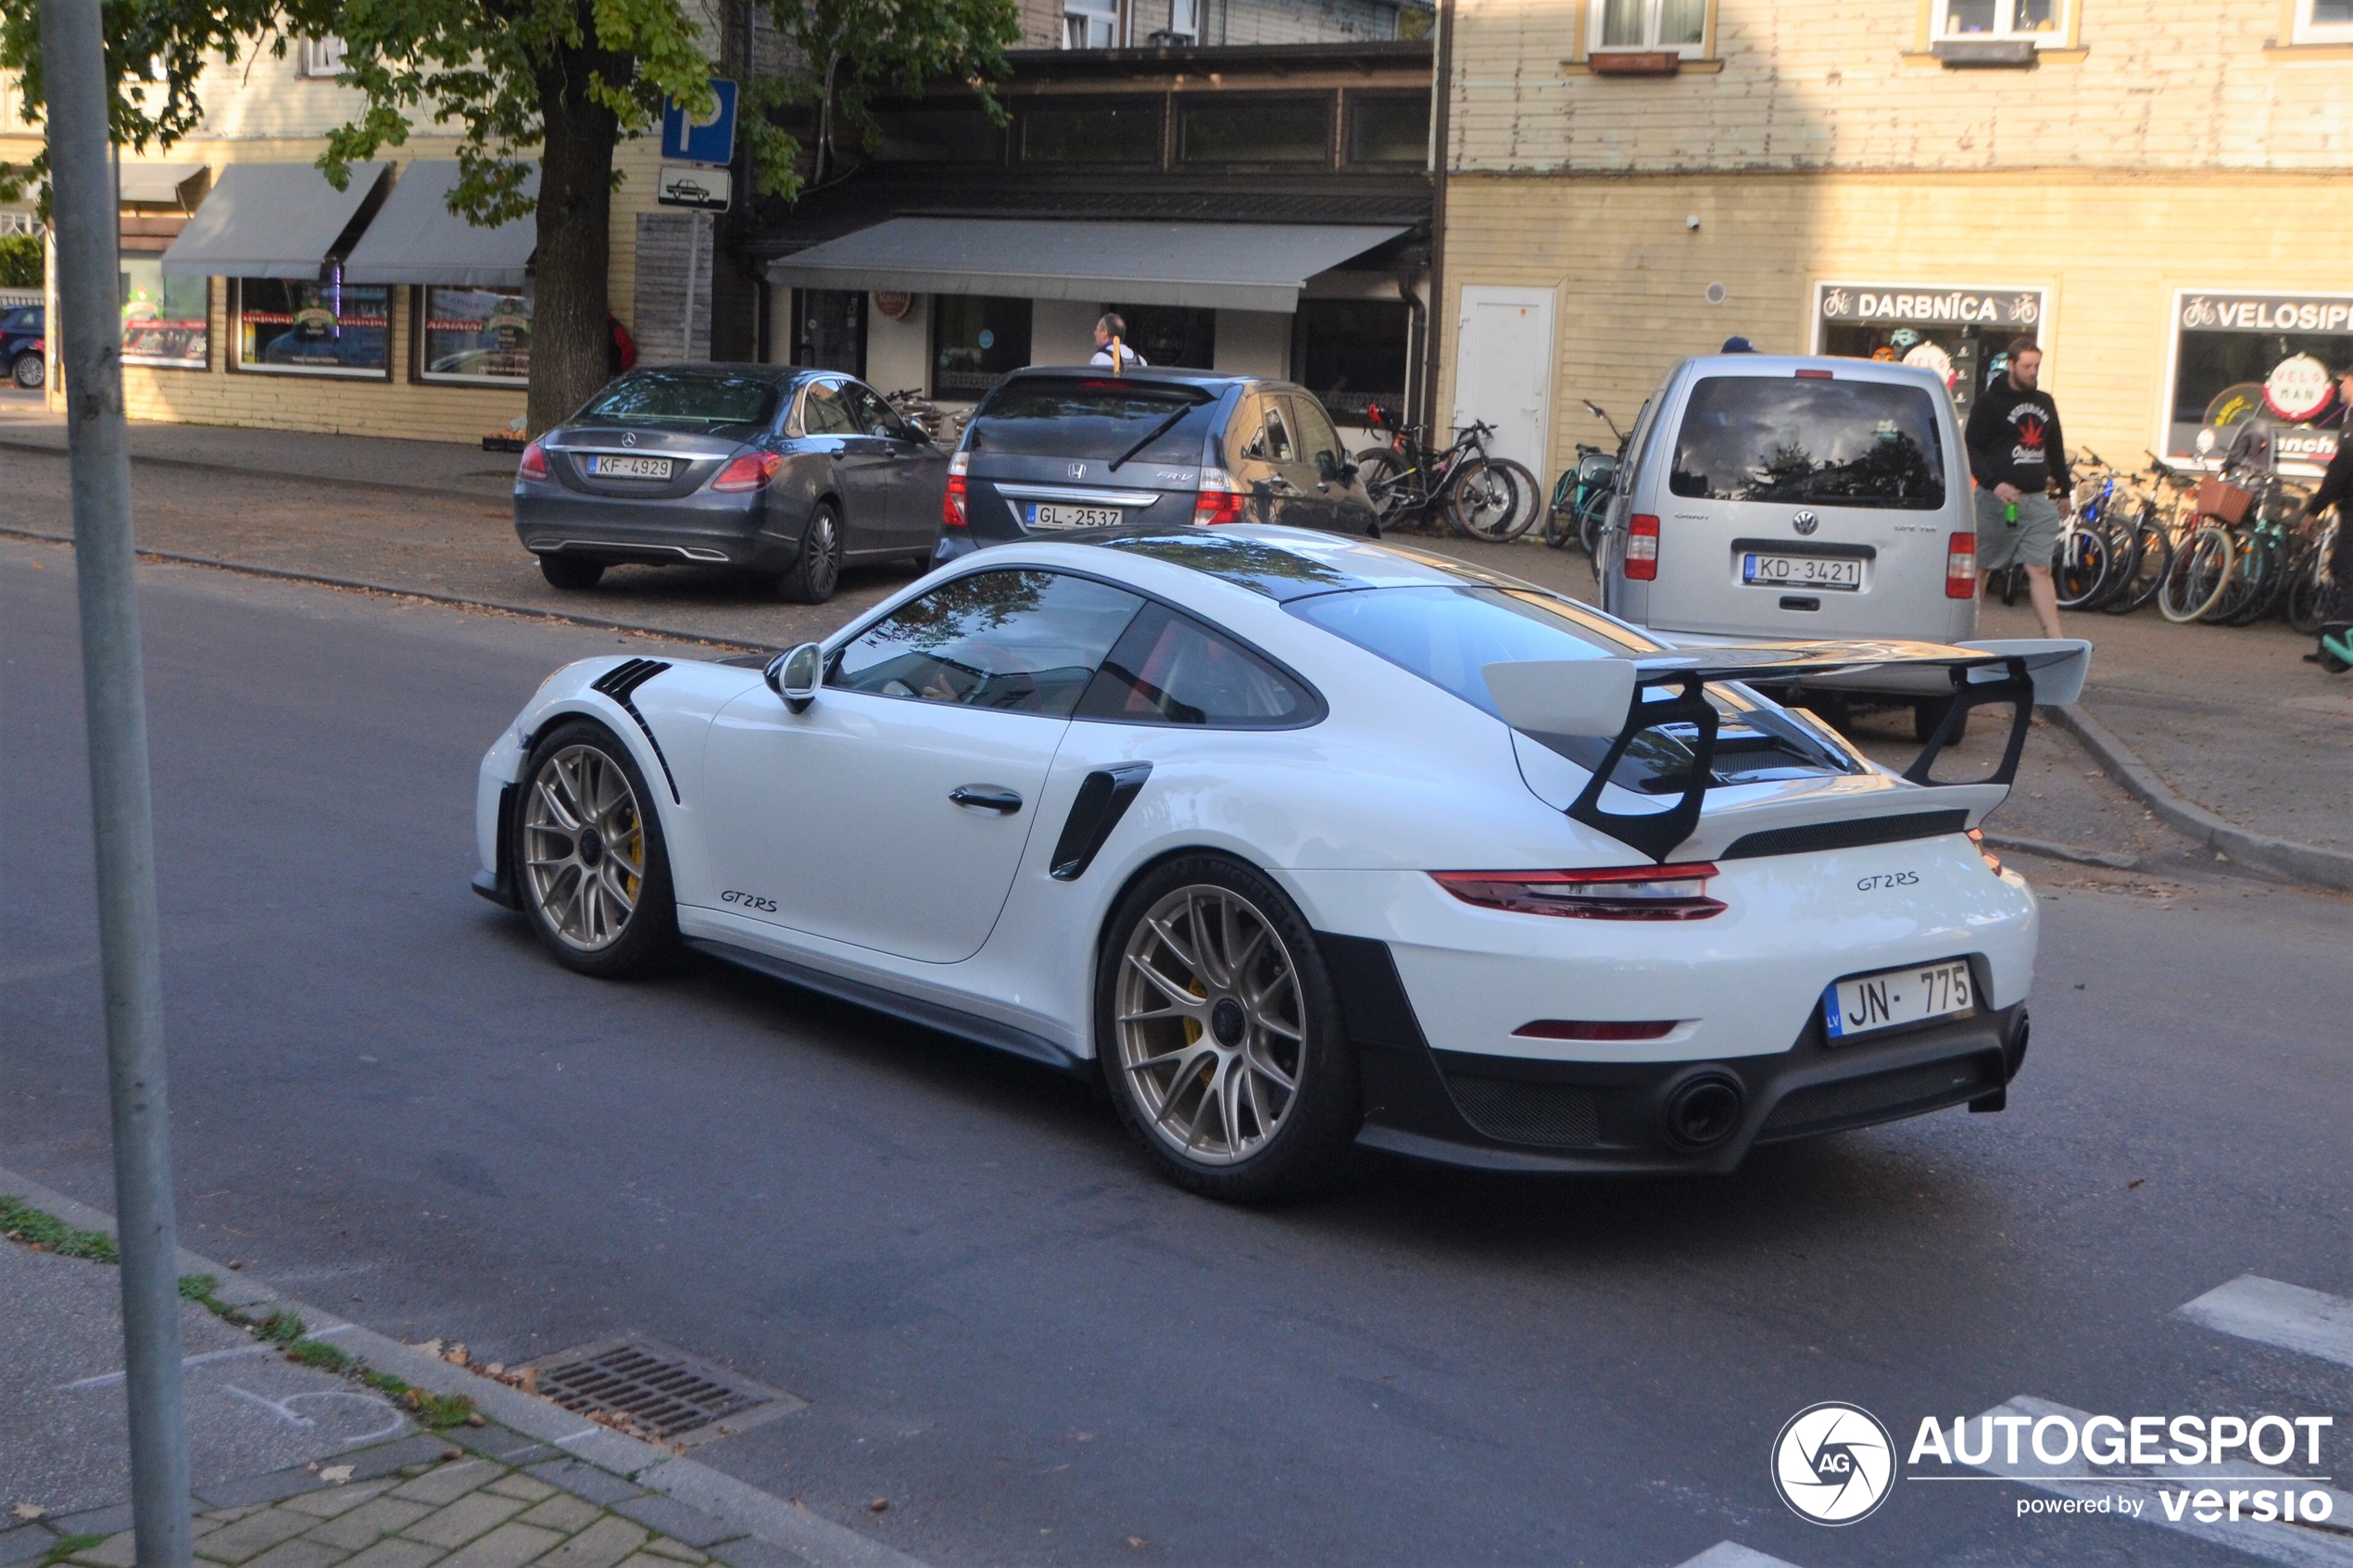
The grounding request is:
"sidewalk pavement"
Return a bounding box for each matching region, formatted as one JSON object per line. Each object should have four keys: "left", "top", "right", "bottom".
{"left": 1, "top": 395, "right": 2343, "bottom": 881}
{"left": 0, "top": 1167, "right": 925, "bottom": 1568}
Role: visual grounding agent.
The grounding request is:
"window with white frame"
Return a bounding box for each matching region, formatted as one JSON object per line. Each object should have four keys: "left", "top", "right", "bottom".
{"left": 1063, "top": 0, "right": 1117, "bottom": 47}
{"left": 298, "top": 36, "right": 346, "bottom": 77}
{"left": 1931, "top": 0, "right": 2069, "bottom": 44}
{"left": 1154, "top": 0, "right": 1199, "bottom": 44}
{"left": 1590, "top": 0, "right": 1709, "bottom": 55}
{"left": 2294, "top": 0, "right": 2353, "bottom": 43}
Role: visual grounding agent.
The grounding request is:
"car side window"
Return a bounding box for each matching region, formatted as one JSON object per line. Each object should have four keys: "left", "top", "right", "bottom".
{"left": 1260, "top": 402, "right": 1296, "bottom": 463}
{"left": 830, "top": 571, "right": 1146, "bottom": 718}
{"left": 843, "top": 383, "right": 898, "bottom": 439}
{"left": 1076, "top": 603, "right": 1319, "bottom": 728}
{"left": 800, "top": 380, "right": 857, "bottom": 437}
{"left": 1286, "top": 395, "right": 1343, "bottom": 474}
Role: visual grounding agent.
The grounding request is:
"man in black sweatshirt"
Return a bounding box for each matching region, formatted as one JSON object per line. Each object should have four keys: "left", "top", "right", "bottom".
{"left": 1965, "top": 336, "right": 2072, "bottom": 638}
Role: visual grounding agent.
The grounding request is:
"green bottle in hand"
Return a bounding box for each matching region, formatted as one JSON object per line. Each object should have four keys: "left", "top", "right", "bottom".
{"left": 2004, "top": 499, "right": 2020, "bottom": 526}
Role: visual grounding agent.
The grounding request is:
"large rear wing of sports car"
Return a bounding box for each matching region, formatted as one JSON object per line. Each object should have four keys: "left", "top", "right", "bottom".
{"left": 1483, "top": 638, "right": 2091, "bottom": 862}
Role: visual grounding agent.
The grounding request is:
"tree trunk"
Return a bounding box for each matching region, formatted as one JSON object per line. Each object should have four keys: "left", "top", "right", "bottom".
{"left": 527, "top": 30, "right": 627, "bottom": 434}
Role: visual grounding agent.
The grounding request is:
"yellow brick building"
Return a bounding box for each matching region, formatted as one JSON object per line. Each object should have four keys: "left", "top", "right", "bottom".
{"left": 1433, "top": 0, "right": 2353, "bottom": 484}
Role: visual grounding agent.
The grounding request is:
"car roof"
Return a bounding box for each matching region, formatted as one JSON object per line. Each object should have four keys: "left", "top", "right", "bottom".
{"left": 623, "top": 362, "right": 809, "bottom": 383}
{"left": 1000, "top": 365, "right": 1246, "bottom": 393}
{"left": 1670, "top": 353, "right": 1954, "bottom": 392}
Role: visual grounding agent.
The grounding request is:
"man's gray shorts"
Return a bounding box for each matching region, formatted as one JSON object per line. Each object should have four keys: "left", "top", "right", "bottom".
{"left": 1975, "top": 489, "right": 2062, "bottom": 572}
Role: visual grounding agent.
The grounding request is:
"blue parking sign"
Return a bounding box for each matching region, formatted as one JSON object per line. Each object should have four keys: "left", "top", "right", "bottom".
{"left": 661, "top": 79, "right": 737, "bottom": 165}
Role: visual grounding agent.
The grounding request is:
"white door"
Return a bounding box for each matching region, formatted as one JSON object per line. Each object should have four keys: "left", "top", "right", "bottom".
{"left": 1453, "top": 286, "right": 1556, "bottom": 479}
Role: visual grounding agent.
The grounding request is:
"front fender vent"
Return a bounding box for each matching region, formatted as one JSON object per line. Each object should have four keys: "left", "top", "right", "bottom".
{"left": 590, "top": 659, "right": 680, "bottom": 802}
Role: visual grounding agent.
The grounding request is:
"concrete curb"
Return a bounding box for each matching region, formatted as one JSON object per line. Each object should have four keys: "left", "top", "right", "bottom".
{"left": 0, "top": 1163, "right": 930, "bottom": 1568}
{"left": 1977, "top": 833, "right": 2141, "bottom": 872}
{"left": 2045, "top": 702, "right": 2353, "bottom": 894}
{"left": 0, "top": 435, "right": 509, "bottom": 506}
{"left": 0, "top": 526, "right": 769, "bottom": 654}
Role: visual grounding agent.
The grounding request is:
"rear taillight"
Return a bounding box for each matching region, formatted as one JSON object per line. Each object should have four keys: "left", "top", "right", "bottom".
{"left": 712, "top": 452, "right": 784, "bottom": 492}
{"left": 1967, "top": 828, "right": 2003, "bottom": 875}
{"left": 1431, "top": 863, "right": 1725, "bottom": 922}
{"left": 517, "top": 438, "right": 548, "bottom": 481}
{"left": 1625, "top": 514, "right": 1660, "bottom": 580}
{"left": 942, "top": 449, "right": 970, "bottom": 531}
{"left": 1945, "top": 532, "right": 1978, "bottom": 598}
{"left": 1192, "top": 465, "right": 1247, "bottom": 526}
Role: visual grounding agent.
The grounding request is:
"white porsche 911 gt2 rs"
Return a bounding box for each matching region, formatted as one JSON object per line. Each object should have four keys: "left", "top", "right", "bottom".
{"left": 472, "top": 527, "right": 2088, "bottom": 1199}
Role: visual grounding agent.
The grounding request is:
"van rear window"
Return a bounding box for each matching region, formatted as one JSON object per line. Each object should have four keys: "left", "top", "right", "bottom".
{"left": 1669, "top": 376, "right": 1945, "bottom": 509}
{"left": 967, "top": 381, "right": 1220, "bottom": 463}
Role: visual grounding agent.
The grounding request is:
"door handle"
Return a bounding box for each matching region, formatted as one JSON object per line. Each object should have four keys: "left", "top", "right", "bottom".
{"left": 950, "top": 784, "right": 1023, "bottom": 815}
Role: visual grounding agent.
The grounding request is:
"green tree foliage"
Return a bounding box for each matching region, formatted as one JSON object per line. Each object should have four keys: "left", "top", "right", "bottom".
{"left": 3, "top": 0, "right": 1016, "bottom": 429}
{"left": 0, "top": 232, "right": 43, "bottom": 287}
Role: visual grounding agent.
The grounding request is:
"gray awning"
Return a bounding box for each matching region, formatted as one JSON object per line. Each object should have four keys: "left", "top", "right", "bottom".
{"left": 766, "top": 218, "right": 1409, "bottom": 313}
{"left": 118, "top": 162, "right": 206, "bottom": 205}
{"left": 343, "top": 160, "right": 538, "bottom": 287}
{"left": 159, "top": 161, "right": 389, "bottom": 279}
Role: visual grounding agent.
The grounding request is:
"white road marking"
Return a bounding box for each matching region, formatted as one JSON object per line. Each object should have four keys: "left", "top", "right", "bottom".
{"left": 61, "top": 1342, "right": 271, "bottom": 1390}
{"left": 2181, "top": 1276, "right": 2353, "bottom": 1371}
{"left": 1965, "top": 1396, "right": 2353, "bottom": 1568}
{"left": 1674, "top": 1545, "right": 1804, "bottom": 1568}
{"left": 224, "top": 1384, "right": 316, "bottom": 1427}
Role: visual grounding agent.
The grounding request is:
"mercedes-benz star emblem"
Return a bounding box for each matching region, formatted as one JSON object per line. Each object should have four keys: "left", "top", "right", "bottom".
{"left": 1792, "top": 509, "right": 1820, "bottom": 535}
{"left": 623, "top": 433, "right": 638, "bottom": 447}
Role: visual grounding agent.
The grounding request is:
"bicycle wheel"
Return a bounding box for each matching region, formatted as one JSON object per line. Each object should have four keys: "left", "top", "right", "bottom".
{"left": 2159, "top": 525, "right": 2233, "bottom": 622}
{"left": 1579, "top": 495, "right": 1607, "bottom": 559}
{"left": 2052, "top": 524, "right": 2110, "bottom": 609}
{"left": 1485, "top": 458, "right": 1542, "bottom": 542}
{"left": 2223, "top": 531, "right": 2286, "bottom": 626}
{"left": 2284, "top": 524, "right": 2336, "bottom": 635}
{"left": 1447, "top": 457, "right": 1529, "bottom": 541}
{"left": 2112, "top": 513, "right": 2175, "bottom": 614}
{"left": 1354, "top": 449, "right": 1415, "bottom": 530}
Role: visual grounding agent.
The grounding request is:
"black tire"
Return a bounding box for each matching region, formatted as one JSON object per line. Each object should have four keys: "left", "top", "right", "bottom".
{"left": 778, "top": 503, "right": 843, "bottom": 604}
{"left": 1096, "top": 855, "right": 1359, "bottom": 1201}
{"left": 511, "top": 720, "right": 681, "bottom": 979}
{"left": 539, "top": 554, "right": 606, "bottom": 591}
{"left": 1354, "top": 448, "right": 1413, "bottom": 529}
{"left": 10, "top": 350, "right": 42, "bottom": 390}
{"left": 1912, "top": 697, "right": 1967, "bottom": 745}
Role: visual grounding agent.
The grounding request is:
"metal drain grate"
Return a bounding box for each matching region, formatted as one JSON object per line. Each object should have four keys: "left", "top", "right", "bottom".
{"left": 525, "top": 1337, "right": 802, "bottom": 1448}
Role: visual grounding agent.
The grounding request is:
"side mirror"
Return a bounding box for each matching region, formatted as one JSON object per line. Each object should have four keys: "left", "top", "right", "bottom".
{"left": 765, "top": 641, "right": 824, "bottom": 712}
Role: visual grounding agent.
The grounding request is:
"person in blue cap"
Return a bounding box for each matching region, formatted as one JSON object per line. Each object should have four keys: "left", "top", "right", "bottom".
{"left": 1720, "top": 335, "right": 1757, "bottom": 353}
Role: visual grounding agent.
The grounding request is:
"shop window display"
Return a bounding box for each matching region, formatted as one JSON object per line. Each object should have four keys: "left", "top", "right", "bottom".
{"left": 420, "top": 284, "right": 531, "bottom": 384}
{"left": 2165, "top": 292, "right": 2351, "bottom": 473}
{"left": 1814, "top": 282, "right": 2045, "bottom": 424}
{"left": 933, "top": 295, "right": 1031, "bottom": 397}
{"left": 237, "top": 276, "right": 389, "bottom": 376}
{"left": 120, "top": 254, "right": 208, "bottom": 369}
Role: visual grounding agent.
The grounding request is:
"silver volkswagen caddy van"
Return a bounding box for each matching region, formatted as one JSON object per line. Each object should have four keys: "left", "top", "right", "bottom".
{"left": 1600, "top": 355, "right": 1979, "bottom": 725}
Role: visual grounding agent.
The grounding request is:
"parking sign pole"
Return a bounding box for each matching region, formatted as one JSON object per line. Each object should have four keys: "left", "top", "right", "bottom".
{"left": 35, "top": 2, "right": 194, "bottom": 1564}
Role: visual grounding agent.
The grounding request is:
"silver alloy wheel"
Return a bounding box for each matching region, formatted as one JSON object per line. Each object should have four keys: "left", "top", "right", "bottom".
{"left": 805, "top": 512, "right": 840, "bottom": 597}
{"left": 521, "top": 744, "right": 647, "bottom": 952}
{"left": 1114, "top": 884, "right": 1307, "bottom": 1166}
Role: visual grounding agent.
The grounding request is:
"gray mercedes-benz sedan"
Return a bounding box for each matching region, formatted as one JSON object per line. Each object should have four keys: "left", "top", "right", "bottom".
{"left": 514, "top": 364, "right": 948, "bottom": 603}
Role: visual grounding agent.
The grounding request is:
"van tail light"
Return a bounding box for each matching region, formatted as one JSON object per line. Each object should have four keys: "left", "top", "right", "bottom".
{"left": 1192, "top": 466, "right": 1247, "bottom": 526}
{"left": 517, "top": 438, "right": 549, "bottom": 481}
{"left": 1625, "top": 514, "right": 1661, "bottom": 580}
{"left": 1945, "top": 532, "right": 1978, "bottom": 598}
{"left": 1431, "top": 863, "right": 1725, "bottom": 922}
{"left": 942, "top": 448, "right": 970, "bottom": 531}
{"left": 712, "top": 452, "right": 785, "bottom": 492}
{"left": 1795, "top": 369, "right": 1835, "bottom": 380}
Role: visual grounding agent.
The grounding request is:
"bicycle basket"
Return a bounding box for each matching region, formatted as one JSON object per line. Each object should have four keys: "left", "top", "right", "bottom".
{"left": 2196, "top": 477, "right": 2255, "bottom": 525}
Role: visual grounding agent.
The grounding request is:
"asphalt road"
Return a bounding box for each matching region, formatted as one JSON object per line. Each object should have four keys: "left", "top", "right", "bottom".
{"left": 5, "top": 535, "right": 2348, "bottom": 1568}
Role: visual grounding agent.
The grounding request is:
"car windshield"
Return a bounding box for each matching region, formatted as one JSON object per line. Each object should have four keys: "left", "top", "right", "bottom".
{"left": 578, "top": 371, "right": 780, "bottom": 429}
{"left": 966, "top": 381, "right": 1220, "bottom": 464}
{"left": 1288, "top": 584, "right": 1856, "bottom": 791}
{"left": 1670, "top": 375, "right": 1946, "bottom": 509}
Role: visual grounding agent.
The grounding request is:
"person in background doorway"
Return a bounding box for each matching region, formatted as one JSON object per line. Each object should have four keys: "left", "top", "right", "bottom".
{"left": 1965, "top": 335, "right": 2072, "bottom": 640}
{"left": 1091, "top": 312, "right": 1146, "bottom": 371}
{"left": 2300, "top": 364, "right": 2353, "bottom": 670}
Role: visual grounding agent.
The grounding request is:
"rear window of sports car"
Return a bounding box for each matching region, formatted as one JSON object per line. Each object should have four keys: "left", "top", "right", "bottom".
{"left": 1285, "top": 585, "right": 1649, "bottom": 718}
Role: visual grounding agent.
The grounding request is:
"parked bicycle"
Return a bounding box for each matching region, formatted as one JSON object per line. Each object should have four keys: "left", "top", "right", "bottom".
{"left": 1354, "top": 406, "right": 1541, "bottom": 542}
{"left": 1543, "top": 400, "right": 1627, "bottom": 565}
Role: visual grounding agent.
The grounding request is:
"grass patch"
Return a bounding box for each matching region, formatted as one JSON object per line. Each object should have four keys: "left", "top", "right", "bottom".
{"left": 0, "top": 1197, "right": 119, "bottom": 1263}
{"left": 248, "top": 1307, "right": 305, "bottom": 1344}
{"left": 398, "top": 1386, "right": 478, "bottom": 1429}
{"left": 41, "top": 1534, "right": 106, "bottom": 1565}
{"left": 284, "top": 1338, "right": 354, "bottom": 1373}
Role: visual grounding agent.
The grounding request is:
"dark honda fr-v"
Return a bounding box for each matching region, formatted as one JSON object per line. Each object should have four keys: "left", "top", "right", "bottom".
{"left": 937, "top": 367, "right": 1379, "bottom": 564}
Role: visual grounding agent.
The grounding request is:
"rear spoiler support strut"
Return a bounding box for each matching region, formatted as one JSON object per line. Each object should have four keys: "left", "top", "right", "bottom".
{"left": 1565, "top": 674, "right": 1721, "bottom": 864}
{"left": 1897, "top": 658, "right": 2033, "bottom": 787}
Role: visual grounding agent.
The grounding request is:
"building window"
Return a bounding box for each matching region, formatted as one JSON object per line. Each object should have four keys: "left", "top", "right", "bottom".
{"left": 791, "top": 289, "right": 865, "bottom": 376}
{"left": 1103, "top": 304, "right": 1214, "bottom": 369}
{"left": 2293, "top": 0, "right": 2353, "bottom": 42}
{"left": 1020, "top": 102, "right": 1161, "bottom": 163}
{"left": 1346, "top": 94, "right": 1429, "bottom": 166}
{"left": 418, "top": 284, "right": 531, "bottom": 384}
{"left": 1931, "top": 0, "right": 2068, "bottom": 43}
{"left": 1149, "top": 0, "right": 1200, "bottom": 44}
{"left": 1294, "top": 299, "right": 1409, "bottom": 424}
{"left": 298, "top": 36, "right": 346, "bottom": 77}
{"left": 2164, "top": 291, "right": 2353, "bottom": 475}
{"left": 1177, "top": 98, "right": 1330, "bottom": 165}
{"left": 235, "top": 276, "right": 390, "bottom": 377}
{"left": 1592, "top": 0, "right": 1709, "bottom": 55}
{"left": 1813, "top": 281, "right": 2047, "bottom": 424}
{"left": 870, "top": 107, "right": 1004, "bottom": 164}
{"left": 933, "top": 295, "right": 1032, "bottom": 397}
{"left": 1063, "top": 0, "right": 1116, "bottom": 47}
{"left": 120, "top": 255, "right": 208, "bottom": 369}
